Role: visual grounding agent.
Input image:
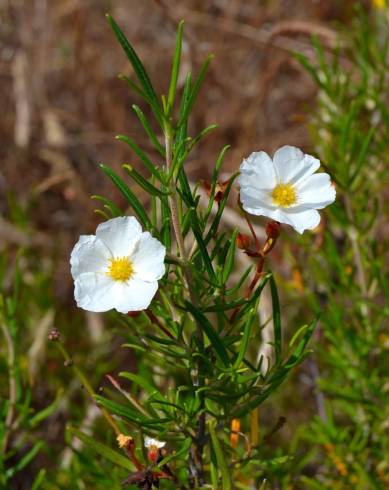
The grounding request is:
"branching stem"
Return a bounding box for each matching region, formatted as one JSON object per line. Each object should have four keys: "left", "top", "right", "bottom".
{"left": 54, "top": 342, "right": 121, "bottom": 435}
{"left": 164, "top": 126, "right": 205, "bottom": 486}
{"left": 145, "top": 309, "right": 175, "bottom": 340}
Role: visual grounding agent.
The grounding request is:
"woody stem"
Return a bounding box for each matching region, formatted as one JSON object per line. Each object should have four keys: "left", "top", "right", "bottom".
{"left": 164, "top": 125, "right": 205, "bottom": 486}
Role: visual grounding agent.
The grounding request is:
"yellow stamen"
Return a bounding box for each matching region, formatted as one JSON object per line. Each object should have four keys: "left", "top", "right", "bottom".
{"left": 372, "top": 0, "right": 386, "bottom": 9}
{"left": 107, "top": 257, "right": 134, "bottom": 281}
{"left": 117, "top": 433, "right": 133, "bottom": 448}
{"left": 271, "top": 183, "right": 297, "bottom": 207}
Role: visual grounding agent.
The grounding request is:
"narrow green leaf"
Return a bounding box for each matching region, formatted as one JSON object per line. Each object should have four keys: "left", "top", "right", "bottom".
{"left": 204, "top": 173, "right": 239, "bottom": 245}
{"left": 167, "top": 20, "right": 184, "bottom": 113}
{"left": 160, "top": 195, "right": 172, "bottom": 249}
{"left": 205, "top": 145, "right": 231, "bottom": 217}
{"left": 225, "top": 265, "right": 253, "bottom": 296}
{"left": 209, "top": 422, "right": 231, "bottom": 490}
{"left": 222, "top": 228, "right": 239, "bottom": 284}
{"left": 119, "top": 372, "right": 165, "bottom": 400}
{"left": 178, "top": 54, "right": 214, "bottom": 126}
{"left": 132, "top": 105, "right": 165, "bottom": 157}
{"left": 233, "top": 313, "right": 255, "bottom": 368}
{"left": 349, "top": 126, "right": 375, "bottom": 184}
{"left": 157, "top": 437, "right": 191, "bottom": 467}
{"left": 176, "top": 73, "right": 192, "bottom": 152}
{"left": 233, "top": 319, "right": 316, "bottom": 417}
{"left": 210, "top": 455, "right": 218, "bottom": 490}
{"left": 116, "top": 135, "right": 163, "bottom": 181}
{"left": 283, "top": 319, "right": 316, "bottom": 370}
{"left": 91, "top": 195, "right": 122, "bottom": 217}
{"left": 31, "top": 469, "right": 46, "bottom": 490}
{"left": 293, "top": 51, "right": 322, "bottom": 87}
{"left": 29, "top": 389, "right": 63, "bottom": 428}
{"left": 67, "top": 426, "right": 135, "bottom": 471}
{"left": 5, "top": 441, "right": 44, "bottom": 478}
{"left": 235, "top": 273, "right": 271, "bottom": 322}
{"left": 169, "top": 124, "right": 218, "bottom": 181}
{"left": 94, "top": 209, "right": 110, "bottom": 220}
{"left": 178, "top": 171, "right": 195, "bottom": 208}
{"left": 201, "top": 298, "right": 247, "bottom": 313}
{"left": 122, "top": 164, "right": 169, "bottom": 197}
{"left": 339, "top": 100, "right": 361, "bottom": 161}
{"left": 118, "top": 74, "right": 148, "bottom": 101}
{"left": 184, "top": 301, "right": 230, "bottom": 366}
{"left": 269, "top": 275, "right": 282, "bottom": 364}
{"left": 289, "top": 324, "right": 310, "bottom": 347}
{"left": 190, "top": 208, "right": 217, "bottom": 282}
{"left": 106, "top": 15, "right": 160, "bottom": 110}
{"left": 95, "top": 395, "right": 151, "bottom": 425}
{"left": 100, "top": 164, "right": 152, "bottom": 230}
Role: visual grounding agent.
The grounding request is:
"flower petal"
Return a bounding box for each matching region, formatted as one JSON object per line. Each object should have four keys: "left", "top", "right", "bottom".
{"left": 144, "top": 436, "right": 166, "bottom": 449}
{"left": 239, "top": 203, "right": 288, "bottom": 223}
{"left": 70, "top": 235, "right": 111, "bottom": 279}
{"left": 295, "top": 173, "right": 336, "bottom": 209}
{"left": 74, "top": 272, "right": 121, "bottom": 312}
{"left": 131, "top": 232, "right": 166, "bottom": 281}
{"left": 273, "top": 146, "right": 304, "bottom": 181}
{"left": 282, "top": 208, "right": 321, "bottom": 234}
{"left": 115, "top": 278, "right": 158, "bottom": 313}
{"left": 239, "top": 151, "right": 276, "bottom": 189}
{"left": 240, "top": 204, "right": 321, "bottom": 234}
{"left": 273, "top": 146, "right": 321, "bottom": 186}
{"left": 291, "top": 153, "right": 321, "bottom": 185}
{"left": 96, "top": 216, "right": 142, "bottom": 257}
{"left": 240, "top": 188, "right": 276, "bottom": 215}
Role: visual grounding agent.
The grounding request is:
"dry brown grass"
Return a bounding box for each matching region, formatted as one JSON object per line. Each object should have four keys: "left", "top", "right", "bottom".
{"left": 0, "top": 0, "right": 360, "bottom": 302}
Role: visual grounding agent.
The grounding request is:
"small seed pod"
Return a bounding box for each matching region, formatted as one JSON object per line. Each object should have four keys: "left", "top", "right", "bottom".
{"left": 48, "top": 329, "right": 60, "bottom": 341}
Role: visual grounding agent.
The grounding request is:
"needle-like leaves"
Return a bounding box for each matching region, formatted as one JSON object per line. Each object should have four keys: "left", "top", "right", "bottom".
{"left": 167, "top": 20, "right": 184, "bottom": 114}
{"left": 67, "top": 427, "right": 135, "bottom": 471}
{"left": 107, "top": 15, "right": 162, "bottom": 124}
{"left": 100, "top": 164, "right": 152, "bottom": 230}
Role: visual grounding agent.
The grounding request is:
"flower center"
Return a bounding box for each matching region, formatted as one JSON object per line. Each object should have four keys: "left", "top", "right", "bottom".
{"left": 271, "top": 183, "right": 297, "bottom": 207}
{"left": 107, "top": 257, "right": 134, "bottom": 282}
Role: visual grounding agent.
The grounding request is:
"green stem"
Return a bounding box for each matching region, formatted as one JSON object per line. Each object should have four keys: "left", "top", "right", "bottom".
{"left": 55, "top": 342, "right": 120, "bottom": 435}
{"left": 345, "top": 196, "right": 370, "bottom": 318}
{"left": 1, "top": 319, "right": 16, "bottom": 455}
{"left": 164, "top": 125, "right": 205, "bottom": 486}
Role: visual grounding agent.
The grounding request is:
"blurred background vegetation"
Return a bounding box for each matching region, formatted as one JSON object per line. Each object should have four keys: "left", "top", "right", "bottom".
{"left": 0, "top": 0, "right": 388, "bottom": 488}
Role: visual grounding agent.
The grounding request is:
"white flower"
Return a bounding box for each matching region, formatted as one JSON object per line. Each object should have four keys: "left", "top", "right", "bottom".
{"left": 144, "top": 436, "right": 166, "bottom": 450}
{"left": 238, "top": 146, "right": 336, "bottom": 234}
{"left": 70, "top": 216, "right": 165, "bottom": 313}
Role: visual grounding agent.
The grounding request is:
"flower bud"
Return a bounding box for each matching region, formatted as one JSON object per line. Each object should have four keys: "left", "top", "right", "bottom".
{"left": 144, "top": 437, "right": 166, "bottom": 464}
{"left": 236, "top": 233, "right": 251, "bottom": 250}
{"left": 48, "top": 329, "right": 60, "bottom": 341}
{"left": 266, "top": 220, "right": 281, "bottom": 240}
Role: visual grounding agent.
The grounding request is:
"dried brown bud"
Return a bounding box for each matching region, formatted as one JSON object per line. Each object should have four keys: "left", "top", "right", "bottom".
{"left": 203, "top": 179, "right": 229, "bottom": 203}
{"left": 266, "top": 220, "right": 281, "bottom": 240}
{"left": 216, "top": 179, "right": 231, "bottom": 203}
{"left": 127, "top": 311, "right": 141, "bottom": 318}
{"left": 236, "top": 233, "right": 251, "bottom": 250}
{"left": 48, "top": 329, "right": 60, "bottom": 341}
{"left": 117, "top": 433, "right": 134, "bottom": 449}
{"left": 202, "top": 180, "right": 211, "bottom": 195}
{"left": 230, "top": 418, "right": 241, "bottom": 448}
